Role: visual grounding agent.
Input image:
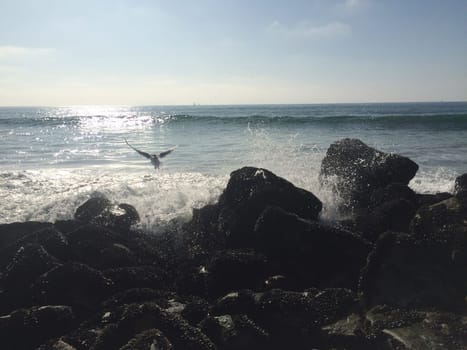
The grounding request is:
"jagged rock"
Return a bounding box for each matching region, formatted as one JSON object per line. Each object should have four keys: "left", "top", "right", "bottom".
{"left": 75, "top": 196, "right": 139, "bottom": 230}
{"left": 410, "top": 195, "right": 467, "bottom": 241}
{"left": 0, "top": 221, "right": 53, "bottom": 248}
{"left": 101, "top": 288, "right": 175, "bottom": 310}
{"left": 253, "top": 288, "right": 359, "bottom": 349}
{"left": 356, "top": 199, "right": 417, "bottom": 242}
{"left": 359, "top": 232, "right": 467, "bottom": 312}
{"left": 254, "top": 206, "right": 371, "bottom": 290}
{"left": 67, "top": 224, "right": 136, "bottom": 269}
{"left": 1, "top": 243, "right": 61, "bottom": 289}
{"left": 186, "top": 167, "right": 322, "bottom": 253}
{"left": 0, "top": 305, "right": 75, "bottom": 350}
{"left": 103, "top": 265, "right": 169, "bottom": 292}
{"left": 32, "top": 262, "right": 115, "bottom": 316}
{"left": 320, "top": 138, "right": 418, "bottom": 211}
{"left": 120, "top": 329, "right": 173, "bottom": 350}
{"left": 206, "top": 249, "right": 270, "bottom": 298}
{"left": 218, "top": 167, "right": 322, "bottom": 248}
{"left": 0, "top": 226, "right": 69, "bottom": 270}
{"left": 210, "top": 290, "right": 257, "bottom": 317}
{"left": 93, "top": 303, "right": 216, "bottom": 350}
{"left": 181, "top": 297, "right": 210, "bottom": 326}
{"left": 200, "top": 314, "right": 269, "bottom": 350}
{"left": 454, "top": 173, "right": 467, "bottom": 197}
{"left": 364, "top": 305, "right": 467, "bottom": 350}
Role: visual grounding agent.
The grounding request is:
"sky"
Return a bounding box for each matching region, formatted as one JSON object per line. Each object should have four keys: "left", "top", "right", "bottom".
{"left": 0, "top": 0, "right": 466, "bottom": 106}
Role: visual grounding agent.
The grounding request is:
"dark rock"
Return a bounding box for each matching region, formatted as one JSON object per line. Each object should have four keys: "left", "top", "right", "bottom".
{"left": 0, "top": 305, "right": 75, "bottom": 350}
{"left": 364, "top": 305, "right": 467, "bottom": 350}
{"left": 320, "top": 313, "right": 371, "bottom": 349}
{"left": 263, "top": 275, "right": 289, "bottom": 290}
{"left": 120, "top": 329, "right": 173, "bottom": 350}
{"left": 181, "top": 297, "right": 210, "bottom": 326}
{"left": 454, "top": 173, "right": 467, "bottom": 197}
{"left": 210, "top": 290, "right": 257, "bottom": 317}
{"left": 32, "top": 262, "right": 114, "bottom": 316}
{"left": 1, "top": 243, "right": 61, "bottom": 289}
{"left": 320, "top": 138, "right": 418, "bottom": 211}
{"left": 106, "top": 303, "right": 216, "bottom": 350}
{"left": 416, "top": 192, "right": 452, "bottom": 208}
{"left": 252, "top": 288, "right": 359, "bottom": 348}
{"left": 103, "top": 265, "right": 169, "bottom": 293}
{"left": 200, "top": 314, "right": 269, "bottom": 350}
{"left": 0, "top": 226, "right": 69, "bottom": 270}
{"left": 359, "top": 232, "right": 467, "bottom": 312}
{"left": 206, "top": 249, "right": 270, "bottom": 298}
{"left": 0, "top": 221, "right": 53, "bottom": 248}
{"left": 67, "top": 224, "right": 136, "bottom": 269}
{"left": 410, "top": 196, "right": 467, "bottom": 240}
{"left": 369, "top": 183, "right": 417, "bottom": 208}
{"left": 74, "top": 196, "right": 139, "bottom": 230}
{"left": 356, "top": 199, "right": 417, "bottom": 242}
{"left": 254, "top": 206, "right": 371, "bottom": 290}
{"left": 217, "top": 167, "right": 322, "bottom": 248}
{"left": 102, "top": 288, "right": 175, "bottom": 310}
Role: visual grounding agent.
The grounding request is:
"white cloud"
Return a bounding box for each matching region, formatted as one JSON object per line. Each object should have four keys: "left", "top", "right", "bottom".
{"left": 0, "top": 46, "right": 55, "bottom": 58}
{"left": 268, "top": 21, "right": 352, "bottom": 39}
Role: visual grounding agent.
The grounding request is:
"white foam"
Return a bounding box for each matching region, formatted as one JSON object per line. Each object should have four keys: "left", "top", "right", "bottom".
{"left": 0, "top": 168, "right": 227, "bottom": 233}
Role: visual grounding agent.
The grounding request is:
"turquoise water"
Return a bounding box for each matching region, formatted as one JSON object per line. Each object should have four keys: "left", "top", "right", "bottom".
{"left": 1, "top": 103, "right": 466, "bottom": 229}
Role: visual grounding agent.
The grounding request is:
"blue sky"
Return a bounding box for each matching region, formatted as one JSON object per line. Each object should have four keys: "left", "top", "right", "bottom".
{"left": 0, "top": 0, "right": 466, "bottom": 105}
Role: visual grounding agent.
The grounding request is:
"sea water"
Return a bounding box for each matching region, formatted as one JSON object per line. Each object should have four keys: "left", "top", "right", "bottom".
{"left": 1, "top": 103, "right": 467, "bottom": 231}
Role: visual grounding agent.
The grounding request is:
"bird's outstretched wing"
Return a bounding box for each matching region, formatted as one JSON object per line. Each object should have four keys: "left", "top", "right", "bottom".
{"left": 158, "top": 147, "right": 176, "bottom": 158}
{"left": 124, "top": 138, "right": 152, "bottom": 159}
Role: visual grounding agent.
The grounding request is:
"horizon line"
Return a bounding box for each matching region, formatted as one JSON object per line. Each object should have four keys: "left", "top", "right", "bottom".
{"left": 1, "top": 100, "right": 466, "bottom": 108}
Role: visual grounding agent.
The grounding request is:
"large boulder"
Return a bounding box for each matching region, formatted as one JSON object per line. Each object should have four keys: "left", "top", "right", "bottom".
{"left": 218, "top": 167, "right": 322, "bottom": 248}
{"left": 32, "top": 262, "right": 115, "bottom": 316}
{"left": 187, "top": 167, "right": 323, "bottom": 253}
{"left": 254, "top": 206, "right": 371, "bottom": 290}
{"left": 0, "top": 305, "right": 75, "bottom": 350}
{"left": 359, "top": 232, "right": 467, "bottom": 312}
{"left": 74, "top": 196, "right": 140, "bottom": 231}
{"left": 206, "top": 249, "right": 270, "bottom": 298}
{"left": 320, "top": 138, "right": 418, "bottom": 211}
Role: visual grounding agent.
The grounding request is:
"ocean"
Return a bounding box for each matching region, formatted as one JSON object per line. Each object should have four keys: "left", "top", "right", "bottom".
{"left": 1, "top": 102, "right": 467, "bottom": 231}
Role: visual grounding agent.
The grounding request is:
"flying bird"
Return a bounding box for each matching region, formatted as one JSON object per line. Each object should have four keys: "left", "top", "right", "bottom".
{"left": 125, "top": 138, "right": 175, "bottom": 169}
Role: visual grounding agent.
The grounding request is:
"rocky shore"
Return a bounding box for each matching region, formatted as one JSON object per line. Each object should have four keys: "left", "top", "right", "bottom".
{"left": 0, "top": 138, "right": 466, "bottom": 350}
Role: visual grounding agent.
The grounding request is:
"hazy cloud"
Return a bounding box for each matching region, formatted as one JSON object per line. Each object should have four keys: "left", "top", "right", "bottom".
{"left": 0, "top": 46, "right": 55, "bottom": 58}
{"left": 268, "top": 21, "right": 352, "bottom": 39}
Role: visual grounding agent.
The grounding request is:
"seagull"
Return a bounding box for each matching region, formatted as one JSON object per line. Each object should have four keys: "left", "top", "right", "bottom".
{"left": 124, "top": 138, "right": 176, "bottom": 169}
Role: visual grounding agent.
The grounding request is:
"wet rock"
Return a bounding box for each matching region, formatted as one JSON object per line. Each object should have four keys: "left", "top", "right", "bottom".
{"left": 181, "top": 297, "right": 210, "bottom": 326}
{"left": 218, "top": 167, "right": 322, "bottom": 248}
{"left": 320, "top": 313, "right": 371, "bottom": 349}
{"left": 416, "top": 192, "right": 452, "bottom": 208}
{"left": 32, "top": 262, "right": 115, "bottom": 317}
{"left": 103, "top": 265, "right": 169, "bottom": 292}
{"left": 410, "top": 195, "right": 467, "bottom": 240}
{"left": 365, "top": 305, "right": 467, "bottom": 350}
{"left": 210, "top": 290, "right": 257, "bottom": 317}
{"left": 0, "top": 305, "right": 75, "bottom": 350}
{"left": 206, "top": 249, "right": 270, "bottom": 298}
{"left": 120, "top": 329, "right": 173, "bottom": 350}
{"left": 0, "top": 226, "right": 69, "bottom": 270}
{"left": 67, "top": 224, "right": 137, "bottom": 269}
{"left": 356, "top": 199, "right": 417, "bottom": 242}
{"left": 320, "top": 138, "right": 418, "bottom": 211}
{"left": 254, "top": 206, "right": 371, "bottom": 290}
{"left": 454, "top": 173, "right": 467, "bottom": 197}
{"left": 252, "top": 288, "right": 359, "bottom": 349}
{"left": 101, "top": 288, "right": 175, "bottom": 310}
{"left": 359, "top": 232, "right": 467, "bottom": 312}
{"left": 0, "top": 221, "right": 53, "bottom": 248}
{"left": 200, "top": 314, "right": 269, "bottom": 350}
{"left": 1, "top": 243, "right": 61, "bottom": 289}
{"left": 75, "top": 196, "right": 139, "bottom": 231}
